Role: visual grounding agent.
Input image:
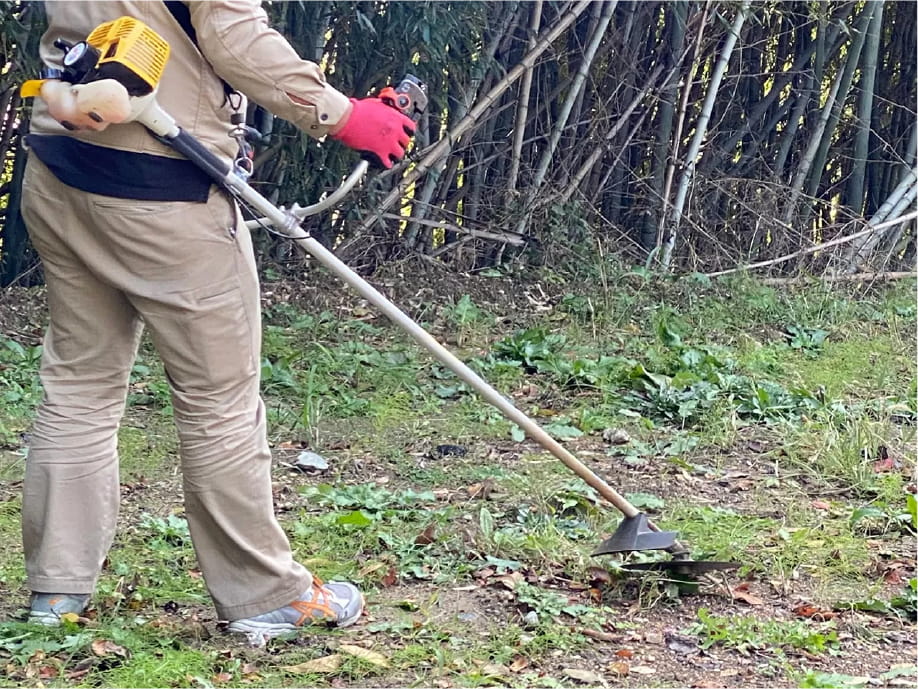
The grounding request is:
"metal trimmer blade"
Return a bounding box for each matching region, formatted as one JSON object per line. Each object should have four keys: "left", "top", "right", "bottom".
{"left": 619, "top": 559, "right": 740, "bottom": 575}
{"left": 592, "top": 513, "right": 679, "bottom": 555}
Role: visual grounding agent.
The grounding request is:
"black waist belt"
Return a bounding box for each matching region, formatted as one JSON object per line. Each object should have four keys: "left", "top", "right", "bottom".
{"left": 27, "top": 134, "right": 212, "bottom": 202}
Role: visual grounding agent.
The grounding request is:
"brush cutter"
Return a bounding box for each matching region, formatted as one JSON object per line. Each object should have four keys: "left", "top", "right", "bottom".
{"left": 23, "top": 17, "right": 738, "bottom": 575}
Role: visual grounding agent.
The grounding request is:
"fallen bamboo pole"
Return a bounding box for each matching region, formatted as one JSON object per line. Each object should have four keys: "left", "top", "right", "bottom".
{"left": 705, "top": 209, "right": 918, "bottom": 278}
{"left": 761, "top": 271, "right": 916, "bottom": 286}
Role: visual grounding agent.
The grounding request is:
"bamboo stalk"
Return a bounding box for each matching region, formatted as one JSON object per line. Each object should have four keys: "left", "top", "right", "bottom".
{"left": 654, "top": 0, "right": 712, "bottom": 256}
{"left": 779, "top": 64, "right": 845, "bottom": 226}
{"left": 506, "top": 0, "right": 543, "bottom": 200}
{"left": 843, "top": 175, "right": 918, "bottom": 272}
{"left": 802, "top": 1, "right": 877, "bottom": 207}
{"left": 511, "top": 0, "right": 616, "bottom": 237}
{"left": 529, "top": 0, "right": 616, "bottom": 195}
{"left": 845, "top": 0, "right": 884, "bottom": 213}
{"left": 660, "top": 0, "right": 752, "bottom": 268}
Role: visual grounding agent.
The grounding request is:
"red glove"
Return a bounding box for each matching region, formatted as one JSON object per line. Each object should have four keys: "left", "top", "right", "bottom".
{"left": 331, "top": 97, "right": 416, "bottom": 169}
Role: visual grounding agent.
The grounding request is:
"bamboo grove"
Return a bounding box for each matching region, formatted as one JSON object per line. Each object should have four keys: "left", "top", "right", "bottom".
{"left": 0, "top": 1, "right": 915, "bottom": 284}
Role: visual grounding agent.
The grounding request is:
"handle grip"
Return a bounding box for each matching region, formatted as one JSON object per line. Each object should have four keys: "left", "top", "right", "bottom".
{"left": 380, "top": 73, "right": 428, "bottom": 121}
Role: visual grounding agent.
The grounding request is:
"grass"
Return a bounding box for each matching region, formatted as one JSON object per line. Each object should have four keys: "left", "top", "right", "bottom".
{"left": 0, "top": 270, "right": 914, "bottom": 687}
{"left": 787, "top": 334, "right": 912, "bottom": 399}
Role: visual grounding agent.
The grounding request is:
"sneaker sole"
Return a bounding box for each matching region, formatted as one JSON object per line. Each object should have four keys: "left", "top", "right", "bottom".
{"left": 28, "top": 611, "right": 66, "bottom": 626}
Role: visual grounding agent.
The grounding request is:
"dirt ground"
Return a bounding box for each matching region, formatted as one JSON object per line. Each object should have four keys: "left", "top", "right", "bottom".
{"left": 0, "top": 271, "right": 915, "bottom": 689}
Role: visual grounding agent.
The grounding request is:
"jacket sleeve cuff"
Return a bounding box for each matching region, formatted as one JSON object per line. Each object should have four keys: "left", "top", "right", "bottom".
{"left": 290, "top": 83, "right": 352, "bottom": 138}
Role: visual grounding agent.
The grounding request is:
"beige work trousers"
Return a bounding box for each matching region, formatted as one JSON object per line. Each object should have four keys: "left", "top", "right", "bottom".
{"left": 20, "top": 156, "right": 311, "bottom": 620}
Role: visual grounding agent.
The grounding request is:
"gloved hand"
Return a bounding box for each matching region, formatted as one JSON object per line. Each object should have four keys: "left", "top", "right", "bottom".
{"left": 331, "top": 97, "right": 416, "bottom": 169}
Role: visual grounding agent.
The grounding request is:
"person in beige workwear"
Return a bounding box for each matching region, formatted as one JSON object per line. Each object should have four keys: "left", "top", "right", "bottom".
{"left": 20, "top": 1, "right": 416, "bottom": 644}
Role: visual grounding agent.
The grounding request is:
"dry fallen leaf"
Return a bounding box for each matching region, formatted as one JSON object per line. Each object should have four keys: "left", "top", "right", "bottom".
{"left": 338, "top": 644, "right": 390, "bottom": 668}
{"left": 212, "top": 672, "right": 233, "bottom": 684}
{"left": 90, "top": 639, "right": 129, "bottom": 658}
{"left": 282, "top": 655, "right": 343, "bottom": 674}
{"left": 665, "top": 634, "right": 699, "bottom": 655}
{"left": 509, "top": 656, "right": 530, "bottom": 673}
{"left": 608, "top": 661, "right": 630, "bottom": 676}
{"left": 615, "top": 648, "right": 634, "bottom": 658}
{"left": 494, "top": 571, "right": 525, "bottom": 590}
{"left": 563, "top": 668, "right": 607, "bottom": 686}
{"left": 64, "top": 667, "right": 92, "bottom": 681}
{"left": 792, "top": 603, "right": 838, "bottom": 621}
{"left": 381, "top": 567, "right": 398, "bottom": 587}
{"left": 643, "top": 631, "right": 664, "bottom": 645}
{"left": 586, "top": 566, "right": 613, "bottom": 586}
{"left": 466, "top": 479, "right": 497, "bottom": 500}
{"left": 359, "top": 562, "right": 387, "bottom": 577}
{"left": 731, "top": 583, "right": 764, "bottom": 606}
{"left": 38, "top": 665, "right": 59, "bottom": 679}
{"left": 240, "top": 662, "right": 261, "bottom": 680}
{"left": 811, "top": 499, "right": 831, "bottom": 510}
{"left": 415, "top": 523, "right": 437, "bottom": 545}
{"left": 479, "top": 662, "right": 508, "bottom": 676}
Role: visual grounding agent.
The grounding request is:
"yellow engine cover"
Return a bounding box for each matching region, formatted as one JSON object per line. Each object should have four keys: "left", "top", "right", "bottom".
{"left": 87, "top": 16, "right": 170, "bottom": 91}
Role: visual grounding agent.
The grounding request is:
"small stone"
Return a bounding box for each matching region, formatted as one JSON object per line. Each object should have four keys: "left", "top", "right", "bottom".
{"left": 522, "top": 611, "right": 539, "bottom": 627}
{"left": 294, "top": 451, "right": 329, "bottom": 472}
{"left": 435, "top": 444, "right": 468, "bottom": 458}
{"left": 644, "top": 631, "right": 664, "bottom": 644}
{"left": 602, "top": 428, "right": 631, "bottom": 445}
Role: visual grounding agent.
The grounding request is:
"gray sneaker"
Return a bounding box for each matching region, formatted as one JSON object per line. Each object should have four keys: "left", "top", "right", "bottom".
{"left": 227, "top": 578, "right": 364, "bottom": 645}
{"left": 28, "top": 593, "right": 90, "bottom": 625}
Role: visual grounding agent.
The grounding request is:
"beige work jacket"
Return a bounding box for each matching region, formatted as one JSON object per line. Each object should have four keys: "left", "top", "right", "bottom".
{"left": 30, "top": 1, "right": 352, "bottom": 164}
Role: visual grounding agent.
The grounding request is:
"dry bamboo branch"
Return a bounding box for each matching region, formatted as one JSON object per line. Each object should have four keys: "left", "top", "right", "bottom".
{"left": 356, "top": 0, "right": 593, "bottom": 235}
{"left": 559, "top": 65, "right": 665, "bottom": 204}
{"left": 379, "top": 213, "right": 526, "bottom": 246}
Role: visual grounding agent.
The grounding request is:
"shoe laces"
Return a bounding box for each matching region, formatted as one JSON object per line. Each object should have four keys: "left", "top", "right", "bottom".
{"left": 287, "top": 577, "right": 337, "bottom": 625}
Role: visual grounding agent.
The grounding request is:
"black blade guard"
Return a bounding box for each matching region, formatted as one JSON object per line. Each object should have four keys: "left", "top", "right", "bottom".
{"left": 592, "top": 513, "right": 679, "bottom": 555}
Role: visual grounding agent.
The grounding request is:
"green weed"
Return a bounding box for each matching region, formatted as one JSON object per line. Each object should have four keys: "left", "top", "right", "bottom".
{"left": 0, "top": 338, "right": 42, "bottom": 446}
{"left": 442, "top": 294, "right": 492, "bottom": 346}
{"left": 0, "top": 498, "right": 25, "bottom": 589}
{"left": 687, "top": 607, "right": 839, "bottom": 655}
{"left": 785, "top": 324, "right": 830, "bottom": 356}
{"left": 837, "top": 577, "right": 917, "bottom": 620}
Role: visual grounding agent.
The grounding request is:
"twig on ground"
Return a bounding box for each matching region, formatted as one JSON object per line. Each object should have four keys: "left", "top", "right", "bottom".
{"left": 572, "top": 627, "right": 623, "bottom": 643}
